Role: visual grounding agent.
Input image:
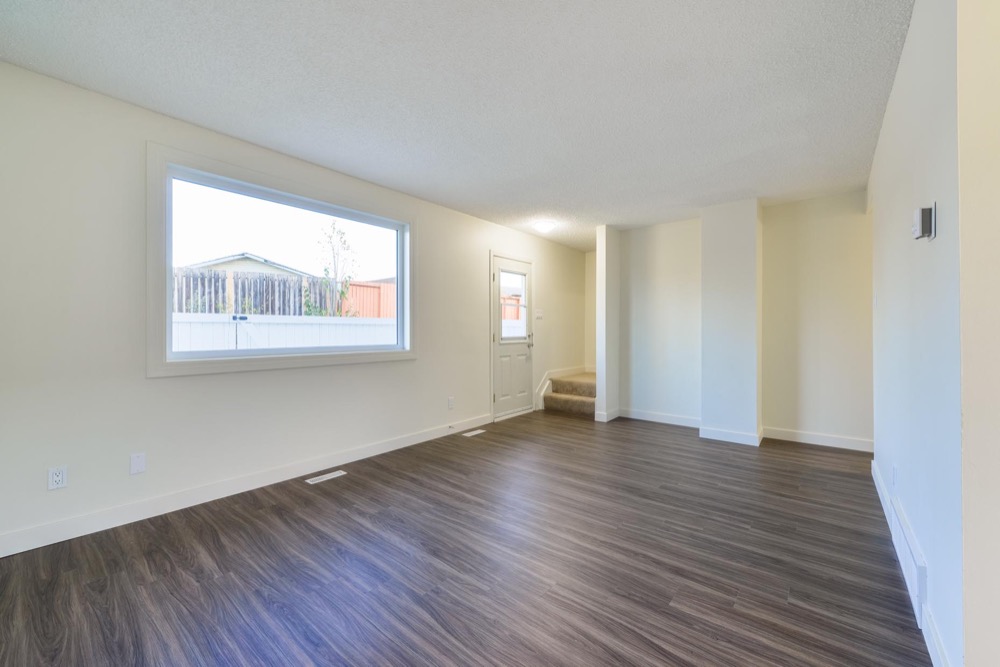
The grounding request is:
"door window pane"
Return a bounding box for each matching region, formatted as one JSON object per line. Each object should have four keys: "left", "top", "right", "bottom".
{"left": 499, "top": 270, "right": 527, "bottom": 340}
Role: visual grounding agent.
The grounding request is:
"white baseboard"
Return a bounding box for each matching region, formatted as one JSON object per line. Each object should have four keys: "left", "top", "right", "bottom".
{"left": 584, "top": 365, "right": 596, "bottom": 373}
{"left": 534, "top": 365, "right": 586, "bottom": 410}
{"left": 872, "top": 461, "right": 946, "bottom": 666}
{"left": 762, "top": 427, "right": 873, "bottom": 452}
{"left": 494, "top": 408, "right": 533, "bottom": 422}
{"left": 874, "top": 460, "right": 928, "bottom": 630}
{"left": 595, "top": 408, "right": 620, "bottom": 423}
{"left": 0, "top": 413, "right": 492, "bottom": 558}
{"left": 872, "top": 460, "right": 892, "bottom": 520}
{"left": 619, "top": 408, "right": 700, "bottom": 429}
{"left": 921, "top": 607, "right": 951, "bottom": 667}
{"left": 890, "top": 495, "right": 928, "bottom": 629}
{"left": 698, "top": 426, "right": 761, "bottom": 446}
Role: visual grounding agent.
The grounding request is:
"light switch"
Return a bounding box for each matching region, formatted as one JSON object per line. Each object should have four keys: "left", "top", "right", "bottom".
{"left": 912, "top": 204, "right": 936, "bottom": 240}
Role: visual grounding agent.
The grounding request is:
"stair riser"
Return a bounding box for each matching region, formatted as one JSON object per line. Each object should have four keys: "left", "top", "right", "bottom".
{"left": 550, "top": 379, "right": 596, "bottom": 398}
{"left": 544, "top": 394, "right": 596, "bottom": 417}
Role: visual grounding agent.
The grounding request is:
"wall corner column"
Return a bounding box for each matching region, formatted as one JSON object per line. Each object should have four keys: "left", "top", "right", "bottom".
{"left": 595, "top": 225, "right": 621, "bottom": 422}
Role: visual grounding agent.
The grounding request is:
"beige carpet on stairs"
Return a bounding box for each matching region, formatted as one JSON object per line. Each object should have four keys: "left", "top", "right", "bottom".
{"left": 544, "top": 372, "right": 596, "bottom": 417}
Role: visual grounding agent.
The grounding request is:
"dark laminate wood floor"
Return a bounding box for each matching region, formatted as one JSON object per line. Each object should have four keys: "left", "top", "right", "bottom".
{"left": 0, "top": 413, "right": 930, "bottom": 666}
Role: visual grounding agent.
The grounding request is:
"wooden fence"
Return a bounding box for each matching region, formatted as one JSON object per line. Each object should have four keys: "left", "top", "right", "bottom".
{"left": 342, "top": 281, "right": 397, "bottom": 319}
{"left": 173, "top": 269, "right": 396, "bottom": 318}
{"left": 500, "top": 295, "right": 523, "bottom": 321}
{"left": 174, "top": 269, "right": 229, "bottom": 315}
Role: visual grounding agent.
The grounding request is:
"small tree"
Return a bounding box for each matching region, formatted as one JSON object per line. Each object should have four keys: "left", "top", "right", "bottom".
{"left": 319, "top": 221, "right": 356, "bottom": 316}
{"left": 302, "top": 281, "right": 321, "bottom": 316}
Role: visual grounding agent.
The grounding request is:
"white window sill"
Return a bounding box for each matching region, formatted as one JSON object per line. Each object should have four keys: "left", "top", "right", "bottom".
{"left": 147, "top": 348, "right": 416, "bottom": 378}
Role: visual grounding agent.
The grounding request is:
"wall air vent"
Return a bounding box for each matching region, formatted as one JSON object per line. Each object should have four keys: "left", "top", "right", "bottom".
{"left": 305, "top": 470, "right": 346, "bottom": 484}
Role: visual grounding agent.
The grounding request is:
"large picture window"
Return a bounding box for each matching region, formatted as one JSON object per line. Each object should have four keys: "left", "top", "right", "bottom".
{"left": 147, "top": 145, "right": 411, "bottom": 376}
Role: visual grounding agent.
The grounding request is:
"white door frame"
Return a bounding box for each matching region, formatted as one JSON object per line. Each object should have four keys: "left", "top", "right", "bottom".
{"left": 490, "top": 252, "right": 534, "bottom": 421}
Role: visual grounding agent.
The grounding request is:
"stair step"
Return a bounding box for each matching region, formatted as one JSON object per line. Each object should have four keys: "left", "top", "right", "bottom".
{"left": 544, "top": 392, "right": 595, "bottom": 417}
{"left": 550, "top": 373, "right": 596, "bottom": 398}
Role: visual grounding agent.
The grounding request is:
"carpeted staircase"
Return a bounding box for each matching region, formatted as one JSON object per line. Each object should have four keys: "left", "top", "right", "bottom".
{"left": 543, "top": 372, "right": 596, "bottom": 417}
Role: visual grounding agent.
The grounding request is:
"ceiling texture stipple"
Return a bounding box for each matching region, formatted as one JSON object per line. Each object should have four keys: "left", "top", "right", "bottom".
{"left": 0, "top": 1, "right": 914, "bottom": 251}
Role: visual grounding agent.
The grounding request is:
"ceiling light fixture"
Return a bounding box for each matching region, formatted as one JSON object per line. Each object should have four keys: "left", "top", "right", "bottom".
{"left": 533, "top": 219, "right": 556, "bottom": 234}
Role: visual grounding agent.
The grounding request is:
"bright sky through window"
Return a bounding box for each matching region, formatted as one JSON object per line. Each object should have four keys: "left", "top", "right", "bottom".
{"left": 171, "top": 179, "right": 397, "bottom": 281}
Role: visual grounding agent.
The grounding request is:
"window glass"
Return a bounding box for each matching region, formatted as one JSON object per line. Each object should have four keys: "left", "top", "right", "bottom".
{"left": 499, "top": 270, "right": 527, "bottom": 340}
{"left": 169, "top": 175, "right": 404, "bottom": 358}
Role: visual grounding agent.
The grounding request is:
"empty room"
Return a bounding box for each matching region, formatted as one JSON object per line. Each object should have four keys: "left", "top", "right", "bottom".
{"left": 1, "top": 1, "right": 997, "bottom": 665}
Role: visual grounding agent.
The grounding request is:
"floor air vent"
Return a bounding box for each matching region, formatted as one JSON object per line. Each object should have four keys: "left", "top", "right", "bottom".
{"left": 463, "top": 429, "right": 486, "bottom": 437}
{"left": 305, "top": 470, "right": 346, "bottom": 484}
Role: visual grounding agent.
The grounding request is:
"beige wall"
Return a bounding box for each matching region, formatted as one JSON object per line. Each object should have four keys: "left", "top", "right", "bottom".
{"left": 867, "top": 0, "right": 962, "bottom": 662}
{"left": 700, "top": 199, "right": 762, "bottom": 446}
{"left": 584, "top": 251, "right": 596, "bottom": 372}
{"left": 620, "top": 220, "right": 701, "bottom": 426}
{"left": 612, "top": 202, "right": 869, "bottom": 446}
{"left": 762, "top": 191, "right": 873, "bottom": 451}
{"left": 958, "top": 1, "right": 1000, "bottom": 663}
{"left": 0, "top": 63, "right": 585, "bottom": 555}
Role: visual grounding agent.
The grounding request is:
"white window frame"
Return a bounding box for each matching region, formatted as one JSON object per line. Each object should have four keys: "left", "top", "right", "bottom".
{"left": 146, "top": 143, "right": 413, "bottom": 377}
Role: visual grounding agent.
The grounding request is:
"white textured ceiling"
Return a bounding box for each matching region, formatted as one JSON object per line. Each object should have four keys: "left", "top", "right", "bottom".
{"left": 0, "top": 1, "right": 913, "bottom": 251}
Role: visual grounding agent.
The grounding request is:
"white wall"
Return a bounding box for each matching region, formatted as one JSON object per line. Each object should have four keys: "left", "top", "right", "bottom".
{"left": 867, "top": 0, "right": 962, "bottom": 663}
{"left": 584, "top": 251, "right": 596, "bottom": 372}
{"left": 0, "top": 63, "right": 585, "bottom": 555}
{"left": 620, "top": 220, "right": 701, "bottom": 427}
{"left": 700, "top": 199, "right": 762, "bottom": 445}
{"left": 762, "top": 192, "right": 874, "bottom": 451}
{"left": 957, "top": 1, "right": 1000, "bottom": 663}
{"left": 595, "top": 226, "right": 621, "bottom": 422}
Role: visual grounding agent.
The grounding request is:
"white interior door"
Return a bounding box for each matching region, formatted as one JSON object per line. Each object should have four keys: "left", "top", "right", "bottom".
{"left": 492, "top": 256, "right": 533, "bottom": 419}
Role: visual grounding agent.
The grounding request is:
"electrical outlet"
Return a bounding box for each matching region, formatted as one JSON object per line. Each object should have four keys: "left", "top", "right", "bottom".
{"left": 48, "top": 466, "right": 67, "bottom": 490}
{"left": 448, "top": 396, "right": 455, "bottom": 410}
{"left": 130, "top": 453, "right": 147, "bottom": 475}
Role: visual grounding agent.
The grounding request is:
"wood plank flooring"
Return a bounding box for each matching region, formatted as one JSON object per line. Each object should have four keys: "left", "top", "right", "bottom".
{"left": 0, "top": 413, "right": 930, "bottom": 666}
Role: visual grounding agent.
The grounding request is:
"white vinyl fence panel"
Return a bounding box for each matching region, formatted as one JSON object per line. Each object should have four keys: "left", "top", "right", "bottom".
{"left": 501, "top": 320, "right": 528, "bottom": 339}
{"left": 172, "top": 314, "right": 397, "bottom": 352}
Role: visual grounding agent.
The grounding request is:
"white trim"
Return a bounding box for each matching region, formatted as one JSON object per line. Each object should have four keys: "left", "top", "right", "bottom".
{"left": 493, "top": 407, "right": 534, "bottom": 422}
{"left": 921, "top": 607, "right": 951, "bottom": 667}
{"left": 536, "top": 380, "right": 551, "bottom": 409}
{"left": 533, "top": 366, "right": 586, "bottom": 410}
{"left": 762, "top": 427, "right": 873, "bottom": 452}
{"left": 595, "top": 409, "right": 620, "bottom": 423}
{"left": 153, "top": 349, "right": 418, "bottom": 377}
{"left": 0, "top": 413, "right": 491, "bottom": 559}
{"left": 619, "top": 408, "right": 700, "bottom": 429}
{"left": 872, "top": 462, "right": 928, "bottom": 621}
{"left": 891, "top": 495, "right": 928, "bottom": 627}
{"left": 146, "top": 142, "right": 414, "bottom": 377}
{"left": 872, "top": 460, "right": 892, "bottom": 521}
{"left": 698, "top": 427, "right": 761, "bottom": 446}
{"left": 872, "top": 461, "right": 945, "bottom": 666}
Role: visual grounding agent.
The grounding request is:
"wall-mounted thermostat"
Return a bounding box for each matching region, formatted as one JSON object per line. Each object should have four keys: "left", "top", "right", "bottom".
{"left": 912, "top": 204, "right": 936, "bottom": 240}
